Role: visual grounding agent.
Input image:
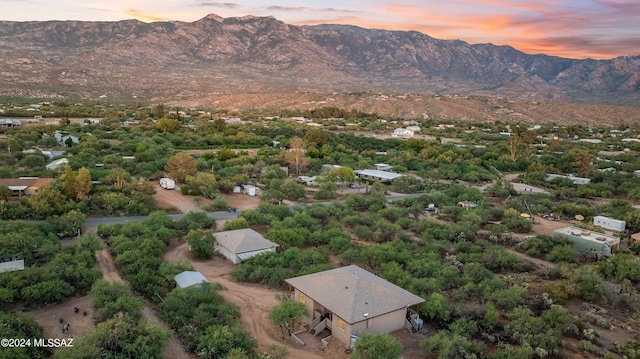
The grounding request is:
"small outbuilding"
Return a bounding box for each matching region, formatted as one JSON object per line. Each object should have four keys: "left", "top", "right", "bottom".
{"left": 214, "top": 228, "right": 279, "bottom": 264}
{"left": 457, "top": 201, "right": 478, "bottom": 209}
{"left": 0, "top": 259, "right": 25, "bottom": 273}
{"left": 46, "top": 158, "right": 69, "bottom": 170}
{"left": 174, "top": 271, "right": 209, "bottom": 289}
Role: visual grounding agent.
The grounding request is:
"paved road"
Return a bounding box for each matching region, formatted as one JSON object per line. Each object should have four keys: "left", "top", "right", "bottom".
{"left": 84, "top": 193, "right": 421, "bottom": 227}
{"left": 85, "top": 211, "right": 240, "bottom": 226}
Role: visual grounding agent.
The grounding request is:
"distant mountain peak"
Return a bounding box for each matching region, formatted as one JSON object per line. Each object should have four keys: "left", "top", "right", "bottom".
{"left": 202, "top": 14, "right": 223, "bottom": 22}
{"left": 0, "top": 15, "right": 637, "bottom": 105}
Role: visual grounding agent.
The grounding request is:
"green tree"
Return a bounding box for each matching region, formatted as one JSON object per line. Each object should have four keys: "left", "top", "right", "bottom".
{"left": 156, "top": 117, "right": 182, "bottom": 132}
{"left": 625, "top": 210, "right": 640, "bottom": 233}
{"left": 261, "top": 179, "right": 287, "bottom": 205}
{"left": 196, "top": 324, "right": 257, "bottom": 359}
{"left": 353, "top": 332, "right": 402, "bottom": 359}
{"left": 545, "top": 245, "right": 578, "bottom": 263}
{"left": 304, "top": 128, "right": 327, "bottom": 147}
{"left": 50, "top": 210, "right": 87, "bottom": 237}
{"left": 185, "top": 229, "right": 216, "bottom": 260}
{"left": 421, "top": 330, "right": 484, "bottom": 359}
{"left": 281, "top": 180, "right": 307, "bottom": 201}
{"left": 59, "top": 312, "right": 170, "bottom": 359}
{"left": 90, "top": 280, "right": 144, "bottom": 322}
{"left": 213, "top": 118, "right": 226, "bottom": 132}
{"left": 315, "top": 180, "right": 337, "bottom": 200}
{"left": 0, "top": 311, "right": 52, "bottom": 359}
{"left": 0, "top": 185, "right": 11, "bottom": 200}
{"left": 104, "top": 168, "right": 131, "bottom": 191}
{"left": 423, "top": 292, "right": 450, "bottom": 323}
{"left": 222, "top": 217, "right": 250, "bottom": 231}
{"left": 75, "top": 167, "right": 93, "bottom": 201}
{"left": 20, "top": 279, "right": 74, "bottom": 304}
{"left": 185, "top": 172, "right": 217, "bottom": 198}
{"left": 269, "top": 294, "right": 308, "bottom": 339}
{"left": 328, "top": 167, "right": 357, "bottom": 191}
{"left": 59, "top": 165, "right": 77, "bottom": 200}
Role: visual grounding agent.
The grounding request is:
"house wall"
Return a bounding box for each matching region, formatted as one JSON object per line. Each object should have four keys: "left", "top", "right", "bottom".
{"left": 349, "top": 309, "right": 406, "bottom": 337}
{"left": 291, "top": 287, "right": 410, "bottom": 347}
{"left": 331, "top": 314, "right": 352, "bottom": 346}
{"left": 218, "top": 246, "right": 242, "bottom": 264}
{"left": 292, "top": 289, "right": 317, "bottom": 319}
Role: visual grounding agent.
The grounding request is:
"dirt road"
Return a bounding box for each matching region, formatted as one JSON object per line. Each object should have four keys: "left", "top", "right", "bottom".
{"left": 92, "top": 238, "right": 196, "bottom": 359}
{"left": 163, "top": 243, "right": 344, "bottom": 359}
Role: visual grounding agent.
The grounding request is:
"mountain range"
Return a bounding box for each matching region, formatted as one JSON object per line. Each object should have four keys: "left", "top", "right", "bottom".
{"left": 0, "top": 14, "right": 638, "bottom": 108}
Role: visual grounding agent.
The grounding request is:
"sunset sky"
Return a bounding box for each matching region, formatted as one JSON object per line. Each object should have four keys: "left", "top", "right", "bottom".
{"left": 2, "top": 0, "right": 639, "bottom": 59}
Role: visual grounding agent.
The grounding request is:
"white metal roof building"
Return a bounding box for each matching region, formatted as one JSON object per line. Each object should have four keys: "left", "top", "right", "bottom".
{"left": 355, "top": 169, "right": 403, "bottom": 182}
{"left": 0, "top": 260, "right": 25, "bottom": 273}
{"left": 544, "top": 174, "right": 591, "bottom": 185}
{"left": 46, "top": 158, "right": 69, "bottom": 170}
{"left": 174, "top": 271, "right": 209, "bottom": 289}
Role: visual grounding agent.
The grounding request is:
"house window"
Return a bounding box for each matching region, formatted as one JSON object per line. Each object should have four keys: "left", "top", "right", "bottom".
{"left": 337, "top": 319, "right": 346, "bottom": 332}
{"left": 299, "top": 293, "right": 305, "bottom": 304}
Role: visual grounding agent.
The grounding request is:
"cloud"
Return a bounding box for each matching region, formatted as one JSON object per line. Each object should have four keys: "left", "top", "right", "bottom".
{"left": 593, "top": 0, "right": 640, "bottom": 12}
{"left": 292, "top": 16, "right": 364, "bottom": 26}
{"left": 267, "top": 5, "right": 355, "bottom": 13}
{"left": 124, "top": 9, "right": 166, "bottom": 22}
{"left": 194, "top": 2, "right": 238, "bottom": 8}
{"left": 360, "top": 1, "right": 639, "bottom": 58}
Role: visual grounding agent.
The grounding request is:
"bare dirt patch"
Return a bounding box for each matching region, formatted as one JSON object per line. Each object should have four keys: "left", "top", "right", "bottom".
{"left": 26, "top": 295, "right": 95, "bottom": 344}
{"left": 219, "top": 192, "right": 261, "bottom": 211}
{"left": 518, "top": 217, "right": 573, "bottom": 239}
{"left": 163, "top": 243, "right": 350, "bottom": 359}
{"left": 153, "top": 180, "right": 262, "bottom": 214}
{"left": 153, "top": 182, "right": 204, "bottom": 214}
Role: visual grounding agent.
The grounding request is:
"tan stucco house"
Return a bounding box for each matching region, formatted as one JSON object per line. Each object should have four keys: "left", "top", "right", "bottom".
{"left": 214, "top": 228, "right": 279, "bottom": 264}
{"left": 285, "top": 265, "right": 425, "bottom": 347}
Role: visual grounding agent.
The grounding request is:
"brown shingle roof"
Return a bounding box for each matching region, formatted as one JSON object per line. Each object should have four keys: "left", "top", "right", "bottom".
{"left": 285, "top": 265, "right": 424, "bottom": 324}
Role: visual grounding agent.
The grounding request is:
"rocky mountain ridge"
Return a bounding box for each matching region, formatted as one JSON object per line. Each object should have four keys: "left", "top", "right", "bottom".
{"left": 0, "top": 14, "right": 638, "bottom": 106}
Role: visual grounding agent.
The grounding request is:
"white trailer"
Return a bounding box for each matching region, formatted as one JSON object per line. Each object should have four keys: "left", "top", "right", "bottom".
{"left": 160, "top": 178, "right": 175, "bottom": 190}
{"left": 593, "top": 216, "right": 626, "bottom": 232}
{"left": 243, "top": 185, "right": 256, "bottom": 196}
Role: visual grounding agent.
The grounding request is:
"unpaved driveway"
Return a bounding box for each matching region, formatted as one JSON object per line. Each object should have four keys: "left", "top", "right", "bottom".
{"left": 163, "top": 243, "right": 349, "bottom": 359}
{"left": 154, "top": 183, "right": 203, "bottom": 213}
